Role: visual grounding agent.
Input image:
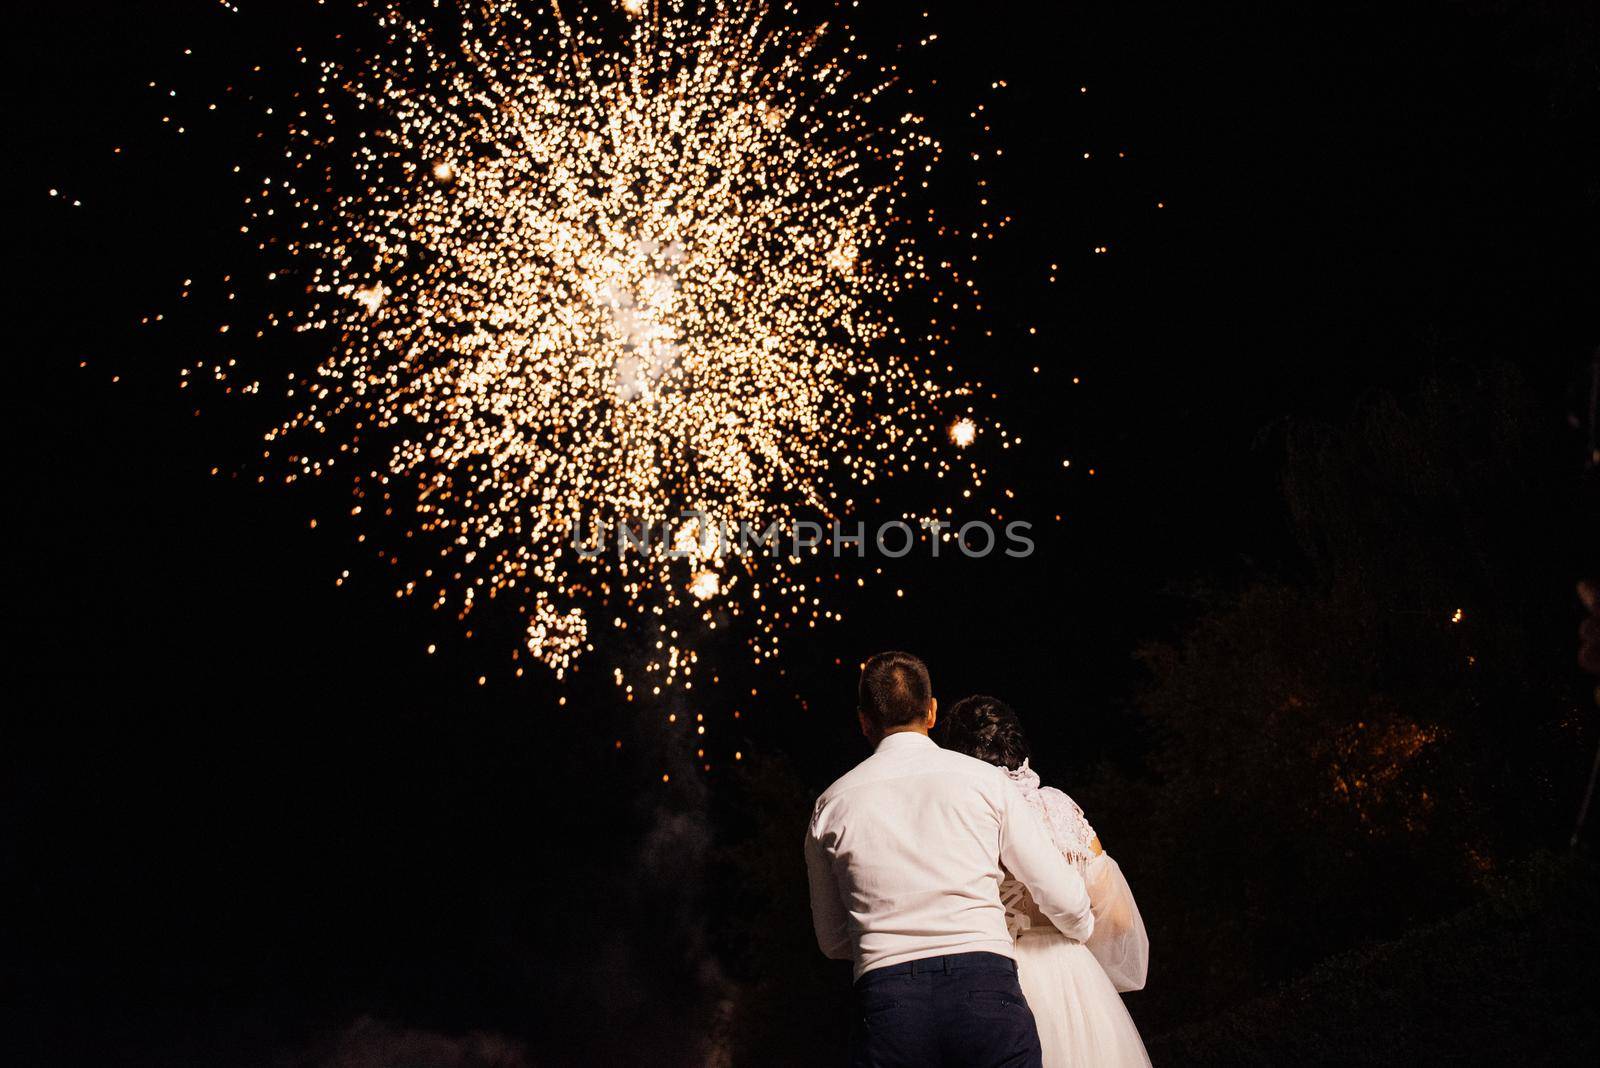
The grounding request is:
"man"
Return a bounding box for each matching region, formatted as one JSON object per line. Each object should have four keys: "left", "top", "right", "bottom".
{"left": 805, "top": 651, "right": 1095, "bottom": 1066}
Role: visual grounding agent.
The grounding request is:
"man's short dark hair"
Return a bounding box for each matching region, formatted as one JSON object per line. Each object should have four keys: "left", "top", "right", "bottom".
{"left": 858, "top": 651, "right": 932, "bottom": 733}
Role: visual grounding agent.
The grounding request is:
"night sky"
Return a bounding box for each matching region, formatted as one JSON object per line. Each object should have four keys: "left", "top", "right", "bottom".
{"left": 10, "top": 1, "right": 1598, "bottom": 1065}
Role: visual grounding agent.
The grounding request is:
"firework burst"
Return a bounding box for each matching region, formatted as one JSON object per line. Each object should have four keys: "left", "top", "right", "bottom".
{"left": 206, "top": 0, "right": 997, "bottom": 687}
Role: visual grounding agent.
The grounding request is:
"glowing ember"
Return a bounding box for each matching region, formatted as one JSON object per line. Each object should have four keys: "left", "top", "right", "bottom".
{"left": 949, "top": 418, "right": 977, "bottom": 448}
{"left": 351, "top": 283, "right": 387, "bottom": 315}
{"left": 690, "top": 570, "right": 722, "bottom": 601}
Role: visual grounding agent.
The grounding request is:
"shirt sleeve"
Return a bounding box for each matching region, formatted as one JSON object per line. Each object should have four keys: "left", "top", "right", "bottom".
{"left": 997, "top": 777, "right": 1095, "bottom": 942}
{"left": 804, "top": 806, "right": 854, "bottom": 961}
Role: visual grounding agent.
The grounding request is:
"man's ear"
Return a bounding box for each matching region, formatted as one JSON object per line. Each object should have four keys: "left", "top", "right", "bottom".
{"left": 926, "top": 697, "right": 938, "bottom": 732}
{"left": 858, "top": 710, "right": 872, "bottom": 739}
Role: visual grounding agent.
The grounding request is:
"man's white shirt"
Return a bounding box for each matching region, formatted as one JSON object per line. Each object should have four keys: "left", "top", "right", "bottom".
{"left": 805, "top": 731, "right": 1094, "bottom": 978}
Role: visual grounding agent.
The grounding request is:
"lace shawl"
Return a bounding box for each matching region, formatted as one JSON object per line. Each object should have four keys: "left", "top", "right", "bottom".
{"left": 1000, "top": 760, "right": 1097, "bottom": 938}
{"left": 1004, "top": 760, "right": 1097, "bottom": 870}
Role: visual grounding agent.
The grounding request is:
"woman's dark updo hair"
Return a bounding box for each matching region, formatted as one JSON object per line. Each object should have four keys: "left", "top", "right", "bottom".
{"left": 941, "top": 694, "right": 1031, "bottom": 770}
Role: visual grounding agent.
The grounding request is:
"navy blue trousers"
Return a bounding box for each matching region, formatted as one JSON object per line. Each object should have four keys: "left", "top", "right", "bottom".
{"left": 849, "top": 951, "right": 1043, "bottom": 1067}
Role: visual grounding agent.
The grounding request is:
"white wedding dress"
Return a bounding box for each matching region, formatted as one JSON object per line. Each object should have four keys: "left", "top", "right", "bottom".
{"left": 1001, "top": 761, "right": 1152, "bottom": 1068}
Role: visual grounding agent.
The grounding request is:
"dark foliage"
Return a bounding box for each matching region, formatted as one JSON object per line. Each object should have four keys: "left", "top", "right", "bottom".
{"left": 1146, "top": 855, "right": 1600, "bottom": 1066}
{"left": 1086, "top": 364, "right": 1596, "bottom": 1032}
{"left": 707, "top": 756, "right": 854, "bottom": 1065}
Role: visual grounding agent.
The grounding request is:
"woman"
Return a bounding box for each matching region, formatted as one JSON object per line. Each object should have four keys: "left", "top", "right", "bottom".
{"left": 942, "top": 695, "right": 1152, "bottom": 1068}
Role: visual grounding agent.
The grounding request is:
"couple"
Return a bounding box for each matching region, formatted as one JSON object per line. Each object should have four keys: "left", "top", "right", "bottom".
{"left": 805, "top": 652, "right": 1151, "bottom": 1067}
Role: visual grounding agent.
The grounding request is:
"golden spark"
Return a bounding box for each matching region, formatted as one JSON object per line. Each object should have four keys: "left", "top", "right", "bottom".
{"left": 690, "top": 570, "right": 722, "bottom": 601}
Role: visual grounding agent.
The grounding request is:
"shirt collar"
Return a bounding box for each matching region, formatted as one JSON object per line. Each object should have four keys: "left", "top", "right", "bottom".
{"left": 875, "top": 730, "right": 937, "bottom": 753}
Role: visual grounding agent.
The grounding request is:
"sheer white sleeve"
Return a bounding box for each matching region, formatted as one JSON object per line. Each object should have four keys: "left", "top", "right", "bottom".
{"left": 1083, "top": 852, "right": 1149, "bottom": 991}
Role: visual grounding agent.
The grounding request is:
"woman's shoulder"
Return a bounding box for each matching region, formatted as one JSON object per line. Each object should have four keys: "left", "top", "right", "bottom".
{"left": 1034, "top": 784, "right": 1098, "bottom": 855}
{"left": 1036, "top": 784, "right": 1085, "bottom": 817}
